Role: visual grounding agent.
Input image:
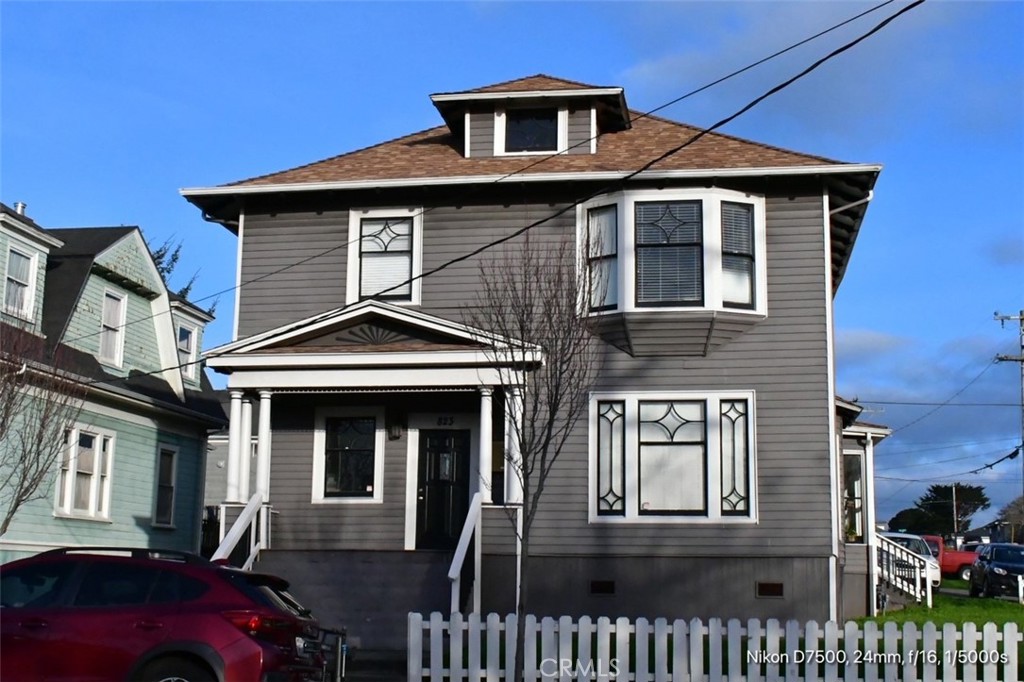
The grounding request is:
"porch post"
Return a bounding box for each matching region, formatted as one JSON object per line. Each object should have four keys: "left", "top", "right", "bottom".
{"left": 479, "top": 387, "right": 493, "bottom": 503}
{"left": 239, "top": 396, "right": 253, "bottom": 500}
{"left": 505, "top": 386, "right": 523, "bottom": 504}
{"left": 255, "top": 391, "right": 273, "bottom": 500}
{"left": 226, "top": 390, "right": 243, "bottom": 503}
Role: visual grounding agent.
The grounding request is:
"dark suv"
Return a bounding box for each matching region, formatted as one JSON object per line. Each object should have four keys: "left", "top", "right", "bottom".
{"left": 0, "top": 547, "right": 323, "bottom": 682}
{"left": 968, "top": 543, "right": 1024, "bottom": 598}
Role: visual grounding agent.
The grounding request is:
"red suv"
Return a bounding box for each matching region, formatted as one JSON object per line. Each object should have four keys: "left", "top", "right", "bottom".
{"left": 0, "top": 547, "right": 324, "bottom": 682}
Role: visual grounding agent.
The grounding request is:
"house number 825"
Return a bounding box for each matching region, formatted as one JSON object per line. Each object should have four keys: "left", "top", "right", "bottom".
{"left": 437, "top": 416, "right": 455, "bottom": 426}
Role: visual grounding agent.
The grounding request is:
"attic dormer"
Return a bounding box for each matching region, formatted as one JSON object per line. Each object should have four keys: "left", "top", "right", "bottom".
{"left": 430, "top": 74, "right": 630, "bottom": 159}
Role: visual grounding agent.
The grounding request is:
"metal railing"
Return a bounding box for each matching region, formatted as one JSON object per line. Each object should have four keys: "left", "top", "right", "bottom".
{"left": 448, "top": 492, "right": 483, "bottom": 614}
{"left": 876, "top": 534, "right": 933, "bottom": 607}
{"left": 213, "top": 491, "right": 271, "bottom": 570}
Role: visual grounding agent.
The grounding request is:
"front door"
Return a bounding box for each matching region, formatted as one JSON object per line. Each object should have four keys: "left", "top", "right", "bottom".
{"left": 417, "top": 429, "right": 471, "bottom": 550}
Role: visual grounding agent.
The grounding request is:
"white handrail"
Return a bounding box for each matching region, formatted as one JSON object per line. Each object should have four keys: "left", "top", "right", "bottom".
{"left": 212, "top": 491, "right": 264, "bottom": 563}
{"left": 448, "top": 492, "right": 483, "bottom": 614}
{"left": 876, "top": 534, "right": 933, "bottom": 607}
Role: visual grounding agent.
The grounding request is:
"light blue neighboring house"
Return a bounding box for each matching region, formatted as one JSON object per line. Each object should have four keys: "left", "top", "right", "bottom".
{"left": 0, "top": 202, "right": 226, "bottom": 563}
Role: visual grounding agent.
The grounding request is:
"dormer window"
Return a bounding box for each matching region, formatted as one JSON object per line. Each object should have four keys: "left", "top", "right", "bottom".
{"left": 495, "top": 106, "right": 569, "bottom": 156}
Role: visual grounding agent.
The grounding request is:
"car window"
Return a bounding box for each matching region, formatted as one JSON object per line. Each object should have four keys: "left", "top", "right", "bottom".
{"left": 0, "top": 562, "right": 75, "bottom": 608}
{"left": 148, "top": 570, "right": 210, "bottom": 604}
{"left": 992, "top": 546, "right": 1024, "bottom": 565}
{"left": 219, "top": 570, "right": 311, "bottom": 617}
{"left": 924, "top": 539, "right": 940, "bottom": 557}
{"left": 73, "top": 562, "right": 161, "bottom": 607}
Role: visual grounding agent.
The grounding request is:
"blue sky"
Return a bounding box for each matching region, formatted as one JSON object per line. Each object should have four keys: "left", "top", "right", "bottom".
{"left": 2, "top": 1, "right": 1022, "bottom": 527}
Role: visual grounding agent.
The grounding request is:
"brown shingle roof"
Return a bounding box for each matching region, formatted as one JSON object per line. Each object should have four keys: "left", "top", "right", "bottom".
{"left": 226, "top": 108, "right": 840, "bottom": 188}
{"left": 447, "top": 73, "right": 615, "bottom": 94}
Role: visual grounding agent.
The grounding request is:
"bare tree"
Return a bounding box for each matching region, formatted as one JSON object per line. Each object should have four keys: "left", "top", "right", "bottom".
{"left": 0, "top": 323, "right": 85, "bottom": 536}
{"left": 466, "top": 232, "right": 602, "bottom": 680}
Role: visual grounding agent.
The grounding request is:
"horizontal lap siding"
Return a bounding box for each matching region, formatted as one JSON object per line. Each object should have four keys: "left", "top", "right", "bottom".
{"left": 567, "top": 107, "right": 591, "bottom": 154}
{"left": 238, "top": 210, "right": 347, "bottom": 339}
{"left": 469, "top": 112, "right": 493, "bottom": 157}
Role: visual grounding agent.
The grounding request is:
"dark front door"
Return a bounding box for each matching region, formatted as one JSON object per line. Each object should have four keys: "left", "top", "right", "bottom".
{"left": 417, "top": 429, "right": 471, "bottom": 550}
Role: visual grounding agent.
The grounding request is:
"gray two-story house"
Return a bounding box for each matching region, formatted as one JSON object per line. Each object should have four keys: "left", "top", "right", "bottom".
{"left": 183, "top": 75, "right": 882, "bottom": 649}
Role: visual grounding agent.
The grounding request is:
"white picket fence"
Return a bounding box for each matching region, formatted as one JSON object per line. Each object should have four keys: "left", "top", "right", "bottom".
{"left": 408, "top": 612, "right": 1022, "bottom": 681}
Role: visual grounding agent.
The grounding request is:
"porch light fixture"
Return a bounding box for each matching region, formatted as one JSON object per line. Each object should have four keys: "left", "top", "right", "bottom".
{"left": 386, "top": 413, "right": 406, "bottom": 441}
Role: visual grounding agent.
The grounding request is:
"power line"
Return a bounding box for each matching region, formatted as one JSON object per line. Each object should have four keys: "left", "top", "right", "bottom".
{"left": 874, "top": 436, "right": 1019, "bottom": 458}
{"left": 875, "top": 446, "right": 1021, "bottom": 482}
{"left": 885, "top": 359, "right": 998, "bottom": 434}
{"left": 73, "top": 0, "right": 928, "bottom": 391}
{"left": 57, "top": 0, "right": 902, "bottom": 350}
{"left": 861, "top": 400, "right": 1017, "bottom": 407}
{"left": 875, "top": 448, "right": 1013, "bottom": 472}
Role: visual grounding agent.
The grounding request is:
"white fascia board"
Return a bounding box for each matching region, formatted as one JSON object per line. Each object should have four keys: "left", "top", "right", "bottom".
{"left": 0, "top": 214, "right": 65, "bottom": 249}
{"left": 206, "top": 348, "right": 543, "bottom": 370}
{"left": 170, "top": 299, "right": 214, "bottom": 324}
{"left": 180, "top": 164, "right": 883, "bottom": 198}
{"left": 204, "top": 299, "right": 539, "bottom": 357}
{"left": 429, "top": 88, "right": 624, "bottom": 103}
{"left": 843, "top": 423, "right": 894, "bottom": 439}
{"left": 227, "top": 367, "right": 522, "bottom": 390}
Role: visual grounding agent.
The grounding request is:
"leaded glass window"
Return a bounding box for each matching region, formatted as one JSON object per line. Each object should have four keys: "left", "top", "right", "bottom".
{"left": 635, "top": 201, "right": 703, "bottom": 306}
{"left": 720, "top": 399, "right": 749, "bottom": 515}
{"left": 638, "top": 401, "right": 706, "bottom": 514}
{"left": 721, "top": 202, "right": 755, "bottom": 308}
{"left": 505, "top": 108, "right": 558, "bottom": 153}
{"left": 359, "top": 218, "right": 412, "bottom": 300}
{"left": 587, "top": 206, "right": 618, "bottom": 311}
{"left": 596, "top": 401, "right": 625, "bottom": 515}
{"left": 324, "top": 417, "right": 376, "bottom": 497}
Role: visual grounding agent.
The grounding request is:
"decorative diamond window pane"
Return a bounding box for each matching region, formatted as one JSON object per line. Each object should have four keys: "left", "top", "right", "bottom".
{"left": 638, "top": 401, "right": 705, "bottom": 443}
{"left": 720, "top": 400, "right": 749, "bottom": 515}
{"left": 361, "top": 219, "right": 411, "bottom": 252}
{"left": 596, "top": 401, "right": 625, "bottom": 515}
{"left": 360, "top": 218, "right": 412, "bottom": 299}
{"left": 639, "top": 443, "right": 705, "bottom": 512}
{"left": 635, "top": 202, "right": 702, "bottom": 244}
{"left": 505, "top": 108, "right": 558, "bottom": 152}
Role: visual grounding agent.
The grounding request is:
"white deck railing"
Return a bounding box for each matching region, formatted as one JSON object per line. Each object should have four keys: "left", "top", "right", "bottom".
{"left": 213, "top": 491, "right": 270, "bottom": 569}
{"left": 876, "top": 533, "right": 933, "bottom": 607}
{"left": 448, "top": 492, "right": 483, "bottom": 615}
{"left": 409, "top": 612, "right": 1022, "bottom": 681}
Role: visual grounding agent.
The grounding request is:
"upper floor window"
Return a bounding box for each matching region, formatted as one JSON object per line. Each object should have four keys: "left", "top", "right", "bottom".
{"left": 4, "top": 247, "right": 35, "bottom": 319}
{"left": 56, "top": 426, "right": 114, "bottom": 519}
{"left": 590, "top": 391, "right": 756, "bottom": 523}
{"left": 495, "top": 106, "right": 568, "bottom": 156}
{"left": 177, "top": 324, "right": 197, "bottom": 379}
{"left": 99, "top": 290, "right": 126, "bottom": 366}
{"left": 346, "top": 208, "right": 423, "bottom": 305}
{"left": 580, "top": 188, "right": 766, "bottom": 316}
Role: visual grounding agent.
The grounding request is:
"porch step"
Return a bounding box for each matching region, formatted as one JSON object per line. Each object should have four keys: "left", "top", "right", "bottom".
{"left": 256, "top": 549, "right": 451, "bottom": 653}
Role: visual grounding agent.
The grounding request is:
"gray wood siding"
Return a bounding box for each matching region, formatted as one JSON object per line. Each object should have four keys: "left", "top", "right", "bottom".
{"left": 469, "top": 112, "right": 494, "bottom": 158}
{"left": 567, "top": 107, "right": 591, "bottom": 154}
{"left": 237, "top": 210, "right": 348, "bottom": 339}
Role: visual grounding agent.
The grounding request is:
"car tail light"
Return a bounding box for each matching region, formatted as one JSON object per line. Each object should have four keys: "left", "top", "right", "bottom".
{"left": 223, "top": 610, "right": 304, "bottom": 650}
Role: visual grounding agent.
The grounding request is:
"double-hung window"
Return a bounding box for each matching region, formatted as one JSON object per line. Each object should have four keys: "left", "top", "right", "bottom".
{"left": 586, "top": 205, "right": 618, "bottom": 311}
{"left": 591, "top": 391, "right": 756, "bottom": 522}
{"left": 4, "top": 247, "right": 35, "bottom": 319}
{"left": 153, "top": 445, "right": 178, "bottom": 527}
{"left": 312, "top": 407, "right": 385, "bottom": 503}
{"left": 346, "top": 208, "right": 423, "bottom": 305}
{"left": 177, "top": 324, "right": 197, "bottom": 378}
{"left": 635, "top": 201, "right": 703, "bottom": 306}
{"left": 56, "top": 426, "right": 114, "bottom": 519}
{"left": 99, "top": 291, "right": 126, "bottom": 366}
{"left": 721, "top": 202, "right": 756, "bottom": 308}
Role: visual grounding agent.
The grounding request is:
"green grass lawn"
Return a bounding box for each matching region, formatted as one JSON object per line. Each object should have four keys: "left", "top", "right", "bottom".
{"left": 863, "top": 592, "right": 1023, "bottom": 627}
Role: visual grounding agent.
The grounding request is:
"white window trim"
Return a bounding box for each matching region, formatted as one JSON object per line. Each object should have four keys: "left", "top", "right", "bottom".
{"left": 99, "top": 289, "right": 127, "bottom": 367}
{"left": 588, "top": 390, "right": 758, "bottom": 525}
{"left": 176, "top": 322, "right": 198, "bottom": 379}
{"left": 345, "top": 207, "right": 423, "bottom": 306}
{"left": 54, "top": 425, "right": 115, "bottom": 521}
{"left": 3, "top": 245, "right": 37, "bottom": 320}
{"left": 576, "top": 188, "right": 767, "bottom": 316}
{"left": 311, "top": 406, "right": 386, "bottom": 504}
{"left": 493, "top": 106, "right": 569, "bottom": 157}
{"left": 152, "top": 443, "right": 179, "bottom": 528}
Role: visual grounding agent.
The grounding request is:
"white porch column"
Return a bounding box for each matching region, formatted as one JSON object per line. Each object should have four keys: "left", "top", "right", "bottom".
{"left": 226, "top": 390, "right": 243, "bottom": 503}
{"left": 239, "top": 396, "right": 253, "bottom": 500}
{"left": 478, "top": 387, "right": 493, "bottom": 503}
{"left": 505, "top": 386, "right": 524, "bottom": 504}
{"left": 255, "top": 391, "right": 273, "bottom": 500}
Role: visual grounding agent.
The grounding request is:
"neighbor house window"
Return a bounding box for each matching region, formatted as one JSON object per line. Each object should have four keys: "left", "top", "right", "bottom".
{"left": 495, "top": 107, "right": 568, "bottom": 156}
{"left": 591, "top": 392, "right": 756, "bottom": 522}
{"left": 312, "top": 407, "right": 386, "bottom": 503}
{"left": 153, "top": 445, "right": 178, "bottom": 527}
{"left": 4, "top": 247, "right": 34, "bottom": 319}
{"left": 578, "top": 189, "right": 766, "bottom": 315}
{"left": 176, "top": 324, "right": 197, "bottom": 378}
{"left": 56, "top": 426, "right": 114, "bottom": 519}
{"left": 99, "top": 291, "right": 126, "bottom": 366}
{"left": 346, "top": 208, "right": 423, "bottom": 305}
{"left": 844, "top": 452, "right": 864, "bottom": 542}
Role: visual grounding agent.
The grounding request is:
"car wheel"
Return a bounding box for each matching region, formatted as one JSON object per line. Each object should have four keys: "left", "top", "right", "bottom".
{"left": 142, "top": 657, "right": 215, "bottom": 682}
{"left": 968, "top": 579, "right": 980, "bottom": 597}
{"left": 959, "top": 566, "right": 972, "bottom": 581}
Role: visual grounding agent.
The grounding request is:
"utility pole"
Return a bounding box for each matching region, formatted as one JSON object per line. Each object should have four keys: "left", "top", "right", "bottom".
{"left": 995, "top": 310, "right": 1024, "bottom": 541}
{"left": 952, "top": 482, "right": 958, "bottom": 535}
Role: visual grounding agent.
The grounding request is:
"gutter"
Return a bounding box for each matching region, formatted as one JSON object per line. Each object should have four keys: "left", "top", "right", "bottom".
{"left": 829, "top": 189, "right": 874, "bottom": 215}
